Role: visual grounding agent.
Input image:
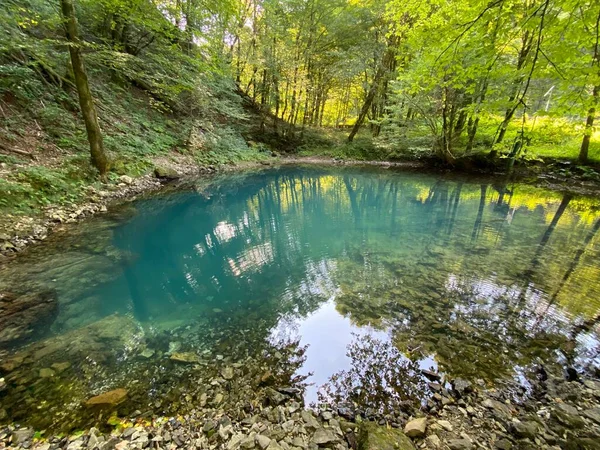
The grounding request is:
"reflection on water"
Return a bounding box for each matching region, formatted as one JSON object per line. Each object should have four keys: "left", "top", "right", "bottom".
{"left": 1, "top": 166, "right": 600, "bottom": 430}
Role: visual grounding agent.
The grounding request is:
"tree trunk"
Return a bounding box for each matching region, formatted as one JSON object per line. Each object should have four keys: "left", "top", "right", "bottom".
{"left": 60, "top": 0, "right": 108, "bottom": 175}
{"left": 579, "top": 86, "right": 598, "bottom": 164}
{"left": 348, "top": 38, "right": 397, "bottom": 143}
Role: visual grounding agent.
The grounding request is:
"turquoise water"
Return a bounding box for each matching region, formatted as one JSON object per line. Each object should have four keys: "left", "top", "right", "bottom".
{"left": 1, "top": 166, "right": 600, "bottom": 429}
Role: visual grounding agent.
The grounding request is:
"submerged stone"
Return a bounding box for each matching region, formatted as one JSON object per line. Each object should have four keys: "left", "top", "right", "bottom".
{"left": 85, "top": 388, "right": 128, "bottom": 407}
{"left": 170, "top": 352, "right": 200, "bottom": 364}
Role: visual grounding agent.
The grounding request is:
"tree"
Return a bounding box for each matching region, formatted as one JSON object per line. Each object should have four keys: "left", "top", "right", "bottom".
{"left": 60, "top": 0, "right": 109, "bottom": 175}
{"left": 579, "top": 8, "right": 600, "bottom": 163}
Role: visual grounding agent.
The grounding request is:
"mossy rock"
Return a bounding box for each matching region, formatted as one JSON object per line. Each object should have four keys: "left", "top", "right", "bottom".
{"left": 358, "top": 422, "right": 416, "bottom": 450}
{"left": 154, "top": 166, "right": 180, "bottom": 180}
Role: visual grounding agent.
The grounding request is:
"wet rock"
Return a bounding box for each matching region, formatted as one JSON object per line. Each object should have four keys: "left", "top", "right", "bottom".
{"left": 358, "top": 422, "right": 415, "bottom": 450}
{"left": 170, "top": 352, "right": 200, "bottom": 364}
{"left": 140, "top": 348, "right": 155, "bottom": 359}
{"left": 85, "top": 388, "right": 128, "bottom": 407}
{"left": 0, "top": 290, "right": 58, "bottom": 346}
{"left": 404, "top": 417, "right": 427, "bottom": 438}
{"left": 154, "top": 166, "right": 180, "bottom": 180}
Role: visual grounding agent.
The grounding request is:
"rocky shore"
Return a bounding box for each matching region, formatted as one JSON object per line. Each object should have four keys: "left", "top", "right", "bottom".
{"left": 0, "top": 158, "right": 214, "bottom": 259}
{"left": 2, "top": 365, "right": 599, "bottom": 450}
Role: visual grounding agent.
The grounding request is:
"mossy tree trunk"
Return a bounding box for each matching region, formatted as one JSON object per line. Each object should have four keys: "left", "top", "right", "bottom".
{"left": 60, "top": 0, "right": 108, "bottom": 176}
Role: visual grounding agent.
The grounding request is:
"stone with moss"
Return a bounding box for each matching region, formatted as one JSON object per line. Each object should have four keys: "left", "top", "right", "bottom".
{"left": 358, "top": 422, "right": 416, "bottom": 450}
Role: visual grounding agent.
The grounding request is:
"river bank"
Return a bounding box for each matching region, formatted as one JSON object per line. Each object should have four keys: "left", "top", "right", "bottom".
{"left": 2, "top": 364, "right": 599, "bottom": 450}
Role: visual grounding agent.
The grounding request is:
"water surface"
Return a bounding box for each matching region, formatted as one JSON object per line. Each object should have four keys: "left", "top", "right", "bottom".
{"left": 1, "top": 166, "right": 600, "bottom": 429}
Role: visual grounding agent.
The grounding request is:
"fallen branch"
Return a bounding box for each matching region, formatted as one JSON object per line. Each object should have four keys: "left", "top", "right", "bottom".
{"left": 0, "top": 143, "right": 37, "bottom": 160}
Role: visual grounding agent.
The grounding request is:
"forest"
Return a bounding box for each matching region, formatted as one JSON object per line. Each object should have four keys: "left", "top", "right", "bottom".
{"left": 1, "top": 0, "right": 600, "bottom": 210}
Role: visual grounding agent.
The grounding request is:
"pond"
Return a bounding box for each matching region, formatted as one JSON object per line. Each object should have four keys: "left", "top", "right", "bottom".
{"left": 1, "top": 165, "right": 600, "bottom": 431}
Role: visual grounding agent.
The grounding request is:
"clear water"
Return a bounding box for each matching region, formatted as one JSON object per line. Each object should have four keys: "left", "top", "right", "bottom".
{"left": 1, "top": 166, "right": 600, "bottom": 430}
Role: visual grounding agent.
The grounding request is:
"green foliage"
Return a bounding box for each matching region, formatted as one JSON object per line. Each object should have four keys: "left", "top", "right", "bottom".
{"left": 195, "top": 126, "right": 267, "bottom": 165}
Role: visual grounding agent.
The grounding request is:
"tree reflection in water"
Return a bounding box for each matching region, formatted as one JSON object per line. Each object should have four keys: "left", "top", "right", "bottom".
{"left": 318, "top": 334, "right": 427, "bottom": 417}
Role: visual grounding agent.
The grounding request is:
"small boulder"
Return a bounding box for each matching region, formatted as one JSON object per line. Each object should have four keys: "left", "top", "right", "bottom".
{"left": 154, "top": 166, "right": 180, "bottom": 180}
{"left": 118, "top": 175, "right": 134, "bottom": 185}
{"left": 85, "top": 388, "right": 128, "bottom": 407}
{"left": 404, "top": 417, "right": 427, "bottom": 438}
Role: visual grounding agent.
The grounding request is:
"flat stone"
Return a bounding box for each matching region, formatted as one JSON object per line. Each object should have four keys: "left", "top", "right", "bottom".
{"left": 170, "top": 352, "right": 199, "bottom": 363}
{"left": 85, "top": 388, "right": 128, "bottom": 407}
{"left": 404, "top": 417, "right": 427, "bottom": 438}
